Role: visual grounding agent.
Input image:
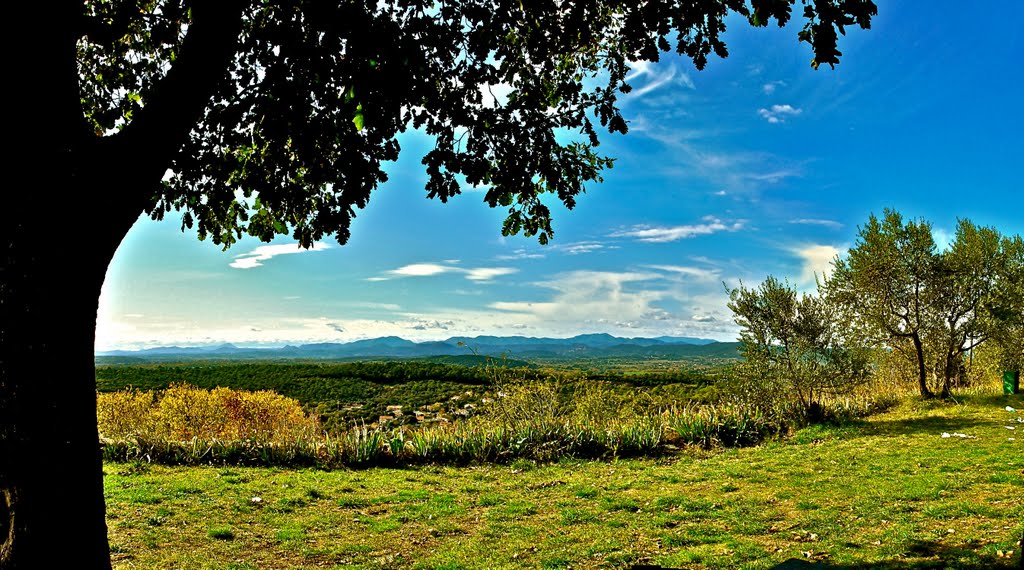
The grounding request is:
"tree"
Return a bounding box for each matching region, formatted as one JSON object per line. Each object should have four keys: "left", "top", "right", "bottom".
{"left": 727, "top": 276, "right": 871, "bottom": 421}
{"left": 930, "top": 221, "right": 1024, "bottom": 396}
{"left": 826, "top": 209, "right": 939, "bottom": 398}
{"left": 0, "top": 1, "right": 877, "bottom": 566}
{"left": 828, "top": 211, "right": 1024, "bottom": 399}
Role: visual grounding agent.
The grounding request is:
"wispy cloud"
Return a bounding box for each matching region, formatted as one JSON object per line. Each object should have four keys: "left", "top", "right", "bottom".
{"left": 611, "top": 217, "right": 745, "bottom": 243}
{"left": 762, "top": 80, "right": 786, "bottom": 95}
{"left": 495, "top": 249, "right": 545, "bottom": 261}
{"left": 758, "top": 104, "right": 802, "bottom": 124}
{"left": 646, "top": 265, "right": 721, "bottom": 282}
{"left": 625, "top": 61, "right": 695, "bottom": 99}
{"left": 230, "top": 242, "right": 330, "bottom": 269}
{"left": 350, "top": 302, "right": 401, "bottom": 311}
{"left": 790, "top": 218, "right": 844, "bottom": 229}
{"left": 552, "top": 241, "right": 609, "bottom": 255}
{"left": 626, "top": 119, "right": 804, "bottom": 196}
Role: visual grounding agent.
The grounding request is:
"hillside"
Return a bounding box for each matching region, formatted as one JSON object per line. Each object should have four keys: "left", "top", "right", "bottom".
{"left": 96, "top": 334, "right": 741, "bottom": 362}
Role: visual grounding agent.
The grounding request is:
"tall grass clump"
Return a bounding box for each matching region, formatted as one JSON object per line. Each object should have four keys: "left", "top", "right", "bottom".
{"left": 665, "top": 403, "right": 778, "bottom": 448}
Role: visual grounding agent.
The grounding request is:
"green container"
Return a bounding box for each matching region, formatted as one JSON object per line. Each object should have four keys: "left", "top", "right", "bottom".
{"left": 1004, "top": 371, "right": 1020, "bottom": 395}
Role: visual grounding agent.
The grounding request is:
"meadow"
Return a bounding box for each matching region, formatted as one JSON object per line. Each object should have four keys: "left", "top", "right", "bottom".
{"left": 102, "top": 389, "right": 1022, "bottom": 569}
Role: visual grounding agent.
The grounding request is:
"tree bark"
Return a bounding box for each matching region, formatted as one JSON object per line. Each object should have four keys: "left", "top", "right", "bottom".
{"left": 911, "top": 332, "right": 933, "bottom": 399}
{"left": 1, "top": 213, "right": 126, "bottom": 569}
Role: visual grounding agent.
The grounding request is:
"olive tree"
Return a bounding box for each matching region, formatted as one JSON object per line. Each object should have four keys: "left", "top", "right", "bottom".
{"left": 727, "top": 276, "right": 871, "bottom": 421}
{"left": 826, "top": 209, "right": 940, "bottom": 398}
{"left": 827, "top": 211, "right": 1023, "bottom": 398}
{"left": 930, "top": 221, "right": 1024, "bottom": 395}
{"left": 0, "top": 1, "right": 877, "bottom": 566}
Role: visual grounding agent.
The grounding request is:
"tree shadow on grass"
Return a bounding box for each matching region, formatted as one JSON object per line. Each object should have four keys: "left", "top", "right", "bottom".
{"left": 857, "top": 414, "right": 994, "bottom": 439}
{"left": 846, "top": 392, "right": 1023, "bottom": 439}
{"left": 629, "top": 539, "right": 1022, "bottom": 570}
{"left": 766, "top": 534, "right": 1023, "bottom": 569}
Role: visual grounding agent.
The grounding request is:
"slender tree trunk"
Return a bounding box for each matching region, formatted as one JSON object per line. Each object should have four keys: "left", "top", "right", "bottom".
{"left": 911, "top": 333, "right": 933, "bottom": 399}
{"left": 941, "top": 351, "right": 956, "bottom": 399}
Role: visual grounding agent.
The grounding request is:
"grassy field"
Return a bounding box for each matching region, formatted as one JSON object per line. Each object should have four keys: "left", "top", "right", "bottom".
{"left": 104, "top": 393, "right": 1023, "bottom": 569}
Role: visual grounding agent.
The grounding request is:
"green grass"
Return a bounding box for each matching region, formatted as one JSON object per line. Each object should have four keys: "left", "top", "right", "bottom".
{"left": 104, "top": 393, "right": 1023, "bottom": 569}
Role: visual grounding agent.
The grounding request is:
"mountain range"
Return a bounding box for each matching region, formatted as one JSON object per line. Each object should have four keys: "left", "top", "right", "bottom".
{"left": 96, "top": 333, "right": 740, "bottom": 361}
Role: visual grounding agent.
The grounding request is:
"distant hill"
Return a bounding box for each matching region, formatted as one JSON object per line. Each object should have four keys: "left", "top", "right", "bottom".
{"left": 96, "top": 333, "right": 739, "bottom": 362}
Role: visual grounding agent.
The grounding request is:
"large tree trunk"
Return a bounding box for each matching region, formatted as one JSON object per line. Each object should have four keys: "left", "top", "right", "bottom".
{"left": 2, "top": 3, "right": 245, "bottom": 567}
{"left": 1, "top": 3, "right": 120, "bottom": 567}
{"left": 1, "top": 216, "right": 125, "bottom": 569}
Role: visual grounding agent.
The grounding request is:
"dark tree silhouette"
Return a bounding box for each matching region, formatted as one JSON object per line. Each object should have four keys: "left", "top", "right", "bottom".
{"left": 0, "top": 1, "right": 876, "bottom": 566}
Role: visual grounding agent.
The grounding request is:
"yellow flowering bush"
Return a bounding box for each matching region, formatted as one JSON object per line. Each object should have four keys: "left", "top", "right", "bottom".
{"left": 97, "top": 384, "right": 319, "bottom": 444}
{"left": 96, "top": 388, "right": 156, "bottom": 439}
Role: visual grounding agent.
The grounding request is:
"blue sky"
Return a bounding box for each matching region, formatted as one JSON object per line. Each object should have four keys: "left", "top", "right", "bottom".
{"left": 97, "top": 2, "right": 1024, "bottom": 350}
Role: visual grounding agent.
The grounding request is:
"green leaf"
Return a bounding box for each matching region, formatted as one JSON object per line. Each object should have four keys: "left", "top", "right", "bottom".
{"left": 353, "top": 103, "right": 365, "bottom": 131}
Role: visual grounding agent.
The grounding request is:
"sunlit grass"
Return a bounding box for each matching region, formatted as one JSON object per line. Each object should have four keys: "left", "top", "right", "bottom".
{"left": 105, "top": 391, "right": 1023, "bottom": 569}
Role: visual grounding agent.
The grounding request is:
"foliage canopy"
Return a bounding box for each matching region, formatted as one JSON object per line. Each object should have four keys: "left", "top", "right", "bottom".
{"left": 77, "top": 0, "right": 878, "bottom": 247}
{"left": 728, "top": 275, "right": 871, "bottom": 419}
{"left": 825, "top": 210, "right": 1023, "bottom": 397}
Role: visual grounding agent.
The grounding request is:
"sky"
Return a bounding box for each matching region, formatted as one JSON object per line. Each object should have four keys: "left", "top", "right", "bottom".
{"left": 96, "top": 1, "right": 1024, "bottom": 351}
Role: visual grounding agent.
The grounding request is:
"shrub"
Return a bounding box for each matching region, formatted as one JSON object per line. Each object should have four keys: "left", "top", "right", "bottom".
{"left": 97, "top": 384, "right": 319, "bottom": 445}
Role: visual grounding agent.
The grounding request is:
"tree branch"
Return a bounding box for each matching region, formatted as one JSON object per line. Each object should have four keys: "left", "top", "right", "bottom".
{"left": 110, "top": 1, "right": 246, "bottom": 199}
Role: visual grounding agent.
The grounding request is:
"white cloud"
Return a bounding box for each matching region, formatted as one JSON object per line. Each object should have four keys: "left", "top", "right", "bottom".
{"left": 377, "top": 262, "right": 517, "bottom": 282}
{"left": 408, "top": 319, "right": 455, "bottom": 331}
{"left": 465, "top": 267, "right": 518, "bottom": 281}
{"left": 489, "top": 271, "right": 664, "bottom": 324}
{"left": 790, "top": 218, "right": 843, "bottom": 229}
{"left": 351, "top": 302, "right": 401, "bottom": 311}
{"left": 495, "top": 249, "right": 545, "bottom": 260}
{"left": 479, "top": 82, "right": 514, "bottom": 108}
{"left": 612, "top": 218, "right": 745, "bottom": 243}
{"left": 794, "top": 245, "right": 841, "bottom": 284}
{"left": 553, "top": 241, "right": 607, "bottom": 255}
{"left": 762, "top": 80, "right": 786, "bottom": 95}
{"left": 229, "top": 242, "right": 330, "bottom": 269}
{"left": 390, "top": 263, "right": 453, "bottom": 277}
{"left": 758, "top": 104, "right": 802, "bottom": 124}
{"left": 931, "top": 227, "right": 953, "bottom": 251}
